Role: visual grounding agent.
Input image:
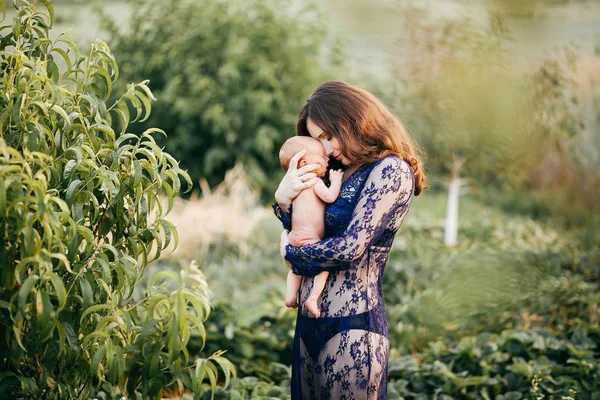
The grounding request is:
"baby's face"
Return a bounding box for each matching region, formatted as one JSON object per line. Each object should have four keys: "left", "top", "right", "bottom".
{"left": 304, "top": 144, "right": 329, "bottom": 177}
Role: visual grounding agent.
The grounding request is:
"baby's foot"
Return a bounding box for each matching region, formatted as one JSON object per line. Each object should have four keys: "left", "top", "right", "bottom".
{"left": 285, "top": 296, "right": 298, "bottom": 308}
{"left": 304, "top": 298, "right": 320, "bottom": 318}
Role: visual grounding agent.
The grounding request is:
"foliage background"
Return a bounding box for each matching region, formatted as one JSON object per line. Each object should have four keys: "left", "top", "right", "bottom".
{"left": 98, "top": 0, "right": 343, "bottom": 199}
{"left": 2, "top": 0, "right": 599, "bottom": 398}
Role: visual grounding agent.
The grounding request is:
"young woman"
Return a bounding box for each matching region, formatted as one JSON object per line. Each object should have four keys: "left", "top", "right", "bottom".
{"left": 274, "top": 81, "right": 427, "bottom": 399}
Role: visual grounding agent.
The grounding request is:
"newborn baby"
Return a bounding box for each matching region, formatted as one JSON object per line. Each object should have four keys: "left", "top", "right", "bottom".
{"left": 279, "top": 136, "right": 342, "bottom": 318}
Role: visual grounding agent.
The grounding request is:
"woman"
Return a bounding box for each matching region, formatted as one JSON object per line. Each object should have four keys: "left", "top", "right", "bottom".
{"left": 274, "top": 81, "right": 427, "bottom": 399}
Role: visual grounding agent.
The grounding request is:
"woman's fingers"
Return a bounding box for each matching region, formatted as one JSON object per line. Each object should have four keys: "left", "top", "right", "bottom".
{"left": 293, "top": 177, "right": 319, "bottom": 191}
{"left": 303, "top": 177, "right": 320, "bottom": 188}
{"left": 288, "top": 149, "right": 307, "bottom": 170}
{"left": 300, "top": 172, "right": 318, "bottom": 182}
{"left": 280, "top": 230, "right": 290, "bottom": 260}
{"left": 297, "top": 163, "right": 321, "bottom": 175}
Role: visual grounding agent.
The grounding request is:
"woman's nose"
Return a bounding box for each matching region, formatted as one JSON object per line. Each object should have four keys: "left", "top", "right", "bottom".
{"left": 321, "top": 139, "right": 333, "bottom": 155}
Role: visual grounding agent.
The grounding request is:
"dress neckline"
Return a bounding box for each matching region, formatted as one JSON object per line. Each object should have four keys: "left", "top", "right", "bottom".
{"left": 341, "top": 162, "right": 372, "bottom": 186}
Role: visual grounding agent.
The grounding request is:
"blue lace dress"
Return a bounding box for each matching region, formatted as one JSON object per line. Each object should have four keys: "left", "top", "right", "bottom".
{"left": 273, "top": 156, "right": 415, "bottom": 400}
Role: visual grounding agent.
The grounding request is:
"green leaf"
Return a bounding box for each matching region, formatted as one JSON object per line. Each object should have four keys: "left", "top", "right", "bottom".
{"left": 13, "top": 15, "right": 20, "bottom": 40}
{"left": 194, "top": 359, "right": 207, "bottom": 394}
{"left": 78, "top": 276, "right": 94, "bottom": 308}
{"left": 50, "top": 47, "right": 71, "bottom": 73}
{"left": 37, "top": 0, "right": 55, "bottom": 26}
{"left": 149, "top": 342, "right": 161, "bottom": 378}
{"left": 91, "top": 344, "right": 107, "bottom": 379}
{"left": 46, "top": 271, "right": 67, "bottom": 311}
{"left": 18, "top": 275, "right": 40, "bottom": 316}
{"left": 213, "top": 356, "right": 236, "bottom": 388}
{"left": 136, "top": 87, "right": 152, "bottom": 122}
{"left": 99, "top": 243, "right": 120, "bottom": 261}
{"left": 0, "top": 178, "right": 6, "bottom": 215}
{"left": 50, "top": 252, "right": 72, "bottom": 273}
{"left": 148, "top": 270, "right": 179, "bottom": 290}
{"left": 22, "top": 212, "right": 35, "bottom": 257}
{"left": 205, "top": 361, "right": 218, "bottom": 398}
{"left": 94, "top": 257, "right": 111, "bottom": 283}
{"left": 80, "top": 304, "right": 112, "bottom": 325}
{"left": 65, "top": 179, "right": 82, "bottom": 204}
{"left": 50, "top": 104, "right": 69, "bottom": 124}
{"left": 115, "top": 133, "right": 138, "bottom": 147}
{"left": 56, "top": 321, "right": 67, "bottom": 356}
{"left": 36, "top": 289, "right": 54, "bottom": 340}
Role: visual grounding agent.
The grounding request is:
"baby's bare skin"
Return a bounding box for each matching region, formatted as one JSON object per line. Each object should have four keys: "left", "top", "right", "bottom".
{"left": 289, "top": 182, "right": 326, "bottom": 246}
{"left": 279, "top": 137, "right": 343, "bottom": 317}
{"left": 286, "top": 171, "right": 342, "bottom": 318}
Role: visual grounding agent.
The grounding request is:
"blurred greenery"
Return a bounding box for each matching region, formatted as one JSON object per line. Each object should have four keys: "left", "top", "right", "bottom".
{"left": 99, "top": 0, "right": 343, "bottom": 200}
{"left": 380, "top": 4, "right": 599, "bottom": 230}
{"left": 1, "top": 0, "right": 599, "bottom": 397}
{"left": 94, "top": 0, "right": 599, "bottom": 228}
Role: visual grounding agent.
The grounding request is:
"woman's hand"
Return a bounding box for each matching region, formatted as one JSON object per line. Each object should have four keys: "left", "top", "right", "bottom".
{"left": 275, "top": 149, "right": 321, "bottom": 212}
{"left": 280, "top": 229, "right": 292, "bottom": 269}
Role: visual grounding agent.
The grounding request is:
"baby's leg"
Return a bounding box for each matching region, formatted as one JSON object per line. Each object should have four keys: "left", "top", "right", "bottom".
{"left": 304, "top": 271, "right": 329, "bottom": 318}
{"left": 286, "top": 270, "right": 302, "bottom": 308}
{"left": 289, "top": 229, "right": 322, "bottom": 247}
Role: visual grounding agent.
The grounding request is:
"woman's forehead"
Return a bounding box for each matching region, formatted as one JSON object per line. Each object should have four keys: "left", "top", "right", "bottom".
{"left": 306, "top": 118, "right": 324, "bottom": 136}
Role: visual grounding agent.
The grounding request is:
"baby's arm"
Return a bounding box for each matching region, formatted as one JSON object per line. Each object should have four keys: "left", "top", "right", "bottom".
{"left": 313, "top": 169, "right": 343, "bottom": 203}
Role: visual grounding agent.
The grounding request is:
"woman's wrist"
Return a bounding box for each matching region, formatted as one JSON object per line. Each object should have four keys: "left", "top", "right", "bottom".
{"left": 275, "top": 189, "right": 291, "bottom": 213}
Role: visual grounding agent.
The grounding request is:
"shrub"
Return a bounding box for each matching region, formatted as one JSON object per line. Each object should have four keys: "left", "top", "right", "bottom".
{"left": 99, "top": 0, "right": 341, "bottom": 198}
{"left": 0, "top": 1, "right": 233, "bottom": 398}
{"left": 386, "top": 4, "right": 598, "bottom": 227}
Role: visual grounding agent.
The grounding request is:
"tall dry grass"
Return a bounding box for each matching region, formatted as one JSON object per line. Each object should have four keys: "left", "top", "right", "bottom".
{"left": 158, "top": 163, "right": 271, "bottom": 261}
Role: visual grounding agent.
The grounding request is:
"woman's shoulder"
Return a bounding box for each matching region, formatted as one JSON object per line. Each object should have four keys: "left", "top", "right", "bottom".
{"left": 370, "top": 156, "right": 415, "bottom": 195}
{"left": 372, "top": 155, "right": 412, "bottom": 175}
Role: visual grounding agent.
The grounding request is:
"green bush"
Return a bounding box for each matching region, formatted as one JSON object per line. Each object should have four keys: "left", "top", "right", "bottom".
{"left": 388, "top": 327, "right": 599, "bottom": 399}
{"left": 99, "top": 0, "right": 341, "bottom": 198}
{"left": 178, "top": 240, "right": 296, "bottom": 381}
{"left": 0, "top": 2, "right": 233, "bottom": 398}
{"left": 384, "top": 4, "right": 598, "bottom": 227}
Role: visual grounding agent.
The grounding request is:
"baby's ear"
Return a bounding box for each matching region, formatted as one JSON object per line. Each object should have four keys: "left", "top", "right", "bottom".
{"left": 298, "top": 159, "right": 308, "bottom": 167}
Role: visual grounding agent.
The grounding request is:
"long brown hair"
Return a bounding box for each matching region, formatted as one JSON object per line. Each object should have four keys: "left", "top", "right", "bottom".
{"left": 297, "top": 81, "right": 427, "bottom": 195}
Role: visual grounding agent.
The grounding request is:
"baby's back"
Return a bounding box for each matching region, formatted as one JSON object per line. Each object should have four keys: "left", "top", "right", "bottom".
{"left": 289, "top": 187, "right": 326, "bottom": 247}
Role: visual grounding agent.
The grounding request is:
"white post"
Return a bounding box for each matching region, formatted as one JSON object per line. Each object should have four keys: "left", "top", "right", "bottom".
{"left": 444, "top": 155, "right": 465, "bottom": 247}
{"left": 444, "top": 177, "right": 461, "bottom": 247}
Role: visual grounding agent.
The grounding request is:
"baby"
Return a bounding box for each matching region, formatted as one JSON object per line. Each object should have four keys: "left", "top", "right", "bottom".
{"left": 279, "top": 136, "right": 343, "bottom": 318}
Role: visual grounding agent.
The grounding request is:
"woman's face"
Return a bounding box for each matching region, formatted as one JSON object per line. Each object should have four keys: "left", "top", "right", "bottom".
{"left": 303, "top": 143, "right": 329, "bottom": 177}
{"left": 306, "top": 118, "right": 352, "bottom": 166}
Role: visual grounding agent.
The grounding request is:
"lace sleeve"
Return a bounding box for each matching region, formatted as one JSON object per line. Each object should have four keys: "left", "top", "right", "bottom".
{"left": 285, "top": 157, "right": 414, "bottom": 276}
{"left": 272, "top": 202, "right": 292, "bottom": 231}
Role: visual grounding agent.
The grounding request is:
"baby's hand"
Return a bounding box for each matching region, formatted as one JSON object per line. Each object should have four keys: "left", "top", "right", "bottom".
{"left": 329, "top": 169, "right": 343, "bottom": 183}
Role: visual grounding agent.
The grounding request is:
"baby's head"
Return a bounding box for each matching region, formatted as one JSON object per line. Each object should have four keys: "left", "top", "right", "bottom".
{"left": 279, "top": 136, "right": 329, "bottom": 177}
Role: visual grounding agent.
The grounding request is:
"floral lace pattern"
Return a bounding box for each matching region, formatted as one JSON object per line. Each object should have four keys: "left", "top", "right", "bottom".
{"left": 273, "top": 156, "right": 415, "bottom": 399}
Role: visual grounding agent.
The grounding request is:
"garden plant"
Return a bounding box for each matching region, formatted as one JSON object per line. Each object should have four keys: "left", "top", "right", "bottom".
{"left": 0, "top": 1, "right": 234, "bottom": 398}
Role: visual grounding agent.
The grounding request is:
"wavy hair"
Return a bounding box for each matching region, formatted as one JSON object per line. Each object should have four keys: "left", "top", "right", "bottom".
{"left": 296, "top": 81, "right": 427, "bottom": 195}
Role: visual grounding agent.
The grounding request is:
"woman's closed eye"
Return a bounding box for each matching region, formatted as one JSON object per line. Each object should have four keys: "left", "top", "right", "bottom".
{"left": 317, "top": 130, "right": 330, "bottom": 140}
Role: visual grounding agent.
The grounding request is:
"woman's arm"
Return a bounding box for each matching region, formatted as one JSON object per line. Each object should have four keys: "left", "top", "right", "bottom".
{"left": 284, "top": 157, "right": 414, "bottom": 276}
{"left": 272, "top": 202, "right": 293, "bottom": 231}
